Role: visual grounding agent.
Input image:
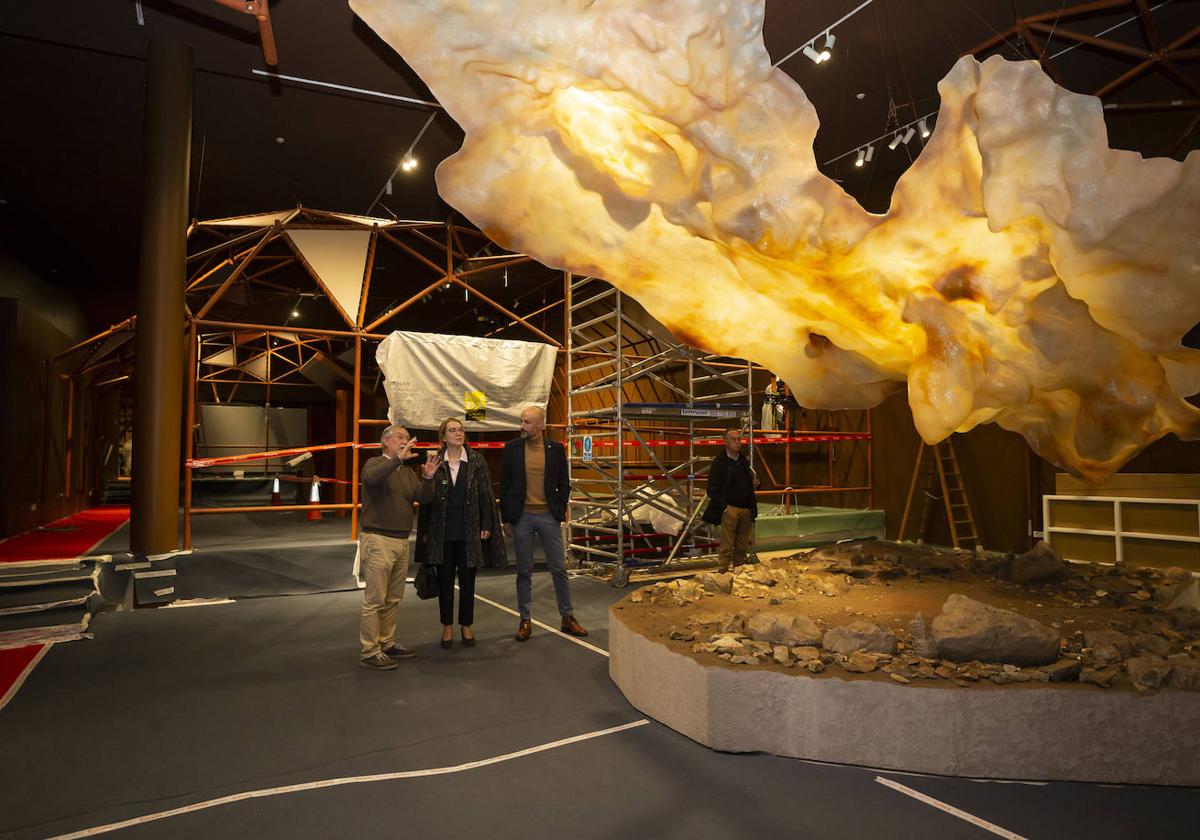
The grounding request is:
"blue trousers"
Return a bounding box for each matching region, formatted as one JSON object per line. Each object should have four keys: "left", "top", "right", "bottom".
{"left": 513, "top": 510, "right": 573, "bottom": 621}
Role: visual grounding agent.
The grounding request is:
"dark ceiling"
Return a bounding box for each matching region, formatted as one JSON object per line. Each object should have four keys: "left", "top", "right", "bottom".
{"left": 2, "top": 0, "right": 1198, "bottom": 332}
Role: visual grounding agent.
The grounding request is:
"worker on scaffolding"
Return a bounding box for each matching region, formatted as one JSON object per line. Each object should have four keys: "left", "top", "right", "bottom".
{"left": 500, "top": 405, "right": 589, "bottom": 642}
{"left": 705, "top": 428, "right": 759, "bottom": 573}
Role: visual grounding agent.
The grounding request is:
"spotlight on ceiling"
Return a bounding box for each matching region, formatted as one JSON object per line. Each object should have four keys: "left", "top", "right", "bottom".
{"left": 902, "top": 126, "right": 916, "bottom": 144}
{"left": 803, "top": 44, "right": 825, "bottom": 65}
{"left": 820, "top": 31, "right": 835, "bottom": 62}
{"left": 863, "top": 144, "right": 874, "bottom": 163}
{"left": 854, "top": 148, "right": 866, "bottom": 167}
{"left": 291, "top": 309, "right": 300, "bottom": 318}
{"left": 918, "top": 118, "right": 931, "bottom": 138}
{"left": 888, "top": 133, "right": 902, "bottom": 150}
{"left": 401, "top": 156, "right": 418, "bottom": 172}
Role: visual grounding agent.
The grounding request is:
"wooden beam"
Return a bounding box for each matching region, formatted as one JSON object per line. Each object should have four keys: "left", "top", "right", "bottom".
{"left": 1094, "top": 58, "right": 1154, "bottom": 98}
{"left": 1021, "top": 26, "right": 1066, "bottom": 86}
{"left": 195, "top": 226, "right": 278, "bottom": 319}
{"left": 377, "top": 228, "right": 447, "bottom": 277}
{"left": 362, "top": 275, "right": 452, "bottom": 333}
{"left": 358, "top": 228, "right": 378, "bottom": 329}
{"left": 446, "top": 275, "right": 561, "bottom": 347}
{"left": 1028, "top": 22, "right": 1150, "bottom": 60}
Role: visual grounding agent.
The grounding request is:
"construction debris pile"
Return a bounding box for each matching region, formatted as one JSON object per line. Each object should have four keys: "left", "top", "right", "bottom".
{"left": 623, "top": 541, "right": 1200, "bottom": 693}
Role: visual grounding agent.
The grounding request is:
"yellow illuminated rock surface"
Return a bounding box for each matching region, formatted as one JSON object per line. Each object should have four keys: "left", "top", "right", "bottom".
{"left": 351, "top": 0, "right": 1200, "bottom": 480}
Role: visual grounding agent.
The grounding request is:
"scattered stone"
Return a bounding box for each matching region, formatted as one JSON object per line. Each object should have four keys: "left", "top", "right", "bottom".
{"left": 1079, "top": 666, "right": 1118, "bottom": 688}
{"left": 746, "top": 609, "right": 823, "bottom": 646}
{"left": 934, "top": 665, "right": 956, "bottom": 679}
{"left": 729, "top": 655, "right": 760, "bottom": 665}
{"left": 791, "top": 645, "right": 821, "bottom": 661}
{"left": 909, "top": 613, "right": 939, "bottom": 658}
{"left": 747, "top": 566, "right": 778, "bottom": 586}
{"left": 822, "top": 621, "right": 897, "bottom": 655}
{"left": 804, "top": 659, "right": 825, "bottom": 674}
{"left": 843, "top": 652, "right": 879, "bottom": 673}
{"left": 772, "top": 645, "right": 793, "bottom": 666}
{"left": 1166, "top": 658, "right": 1200, "bottom": 691}
{"left": 709, "top": 634, "right": 744, "bottom": 652}
{"left": 990, "top": 670, "right": 1032, "bottom": 685}
{"left": 696, "top": 571, "right": 734, "bottom": 594}
{"left": 1083, "top": 629, "right": 1134, "bottom": 663}
{"left": 1125, "top": 655, "right": 1171, "bottom": 692}
{"left": 1009, "top": 541, "right": 1066, "bottom": 584}
{"left": 1039, "top": 659, "right": 1082, "bottom": 683}
{"left": 1131, "top": 632, "right": 1171, "bottom": 658}
{"left": 931, "top": 594, "right": 1061, "bottom": 665}
{"left": 890, "top": 673, "right": 911, "bottom": 684}
{"left": 687, "top": 611, "right": 745, "bottom": 636}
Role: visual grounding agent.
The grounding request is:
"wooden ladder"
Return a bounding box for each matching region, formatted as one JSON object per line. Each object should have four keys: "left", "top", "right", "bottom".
{"left": 898, "top": 438, "right": 980, "bottom": 549}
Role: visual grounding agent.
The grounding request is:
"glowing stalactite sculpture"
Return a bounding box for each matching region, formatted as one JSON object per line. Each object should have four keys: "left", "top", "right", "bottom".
{"left": 350, "top": 0, "right": 1200, "bottom": 481}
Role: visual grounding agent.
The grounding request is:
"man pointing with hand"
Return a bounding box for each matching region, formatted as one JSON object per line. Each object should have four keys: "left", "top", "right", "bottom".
{"left": 358, "top": 424, "right": 441, "bottom": 670}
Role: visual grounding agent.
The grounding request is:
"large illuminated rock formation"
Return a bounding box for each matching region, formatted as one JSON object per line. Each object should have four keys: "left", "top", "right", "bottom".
{"left": 350, "top": 0, "right": 1200, "bottom": 480}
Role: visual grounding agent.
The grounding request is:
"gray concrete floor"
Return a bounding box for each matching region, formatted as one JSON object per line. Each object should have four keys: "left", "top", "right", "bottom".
{"left": 0, "top": 571, "right": 1195, "bottom": 840}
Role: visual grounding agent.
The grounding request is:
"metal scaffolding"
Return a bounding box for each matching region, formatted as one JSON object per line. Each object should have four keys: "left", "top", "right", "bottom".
{"left": 565, "top": 277, "right": 753, "bottom": 585}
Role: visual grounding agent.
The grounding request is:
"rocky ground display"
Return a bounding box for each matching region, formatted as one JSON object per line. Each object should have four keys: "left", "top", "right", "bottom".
{"left": 615, "top": 541, "right": 1200, "bottom": 693}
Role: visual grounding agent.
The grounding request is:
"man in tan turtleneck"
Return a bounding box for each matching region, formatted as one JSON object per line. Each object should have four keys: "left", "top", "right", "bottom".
{"left": 499, "top": 405, "right": 587, "bottom": 642}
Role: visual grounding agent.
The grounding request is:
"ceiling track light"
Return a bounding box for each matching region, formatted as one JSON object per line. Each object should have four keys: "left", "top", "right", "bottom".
{"left": 902, "top": 126, "right": 916, "bottom": 144}
{"left": 819, "top": 30, "right": 834, "bottom": 61}
{"left": 918, "top": 118, "right": 931, "bottom": 138}
{"left": 863, "top": 144, "right": 874, "bottom": 163}
{"left": 888, "top": 133, "right": 902, "bottom": 150}
{"left": 802, "top": 44, "right": 824, "bottom": 64}
{"left": 854, "top": 148, "right": 866, "bottom": 167}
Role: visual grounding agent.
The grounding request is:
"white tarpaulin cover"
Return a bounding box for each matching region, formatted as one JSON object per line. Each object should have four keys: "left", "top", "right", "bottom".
{"left": 376, "top": 331, "right": 556, "bottom": 430}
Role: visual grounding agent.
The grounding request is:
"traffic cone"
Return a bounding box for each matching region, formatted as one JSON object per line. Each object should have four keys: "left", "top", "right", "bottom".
{"left": 271, "top": 477, "right": 281, "bottom": 506}
{"left": 307, "top": 476, "right": 323, "bottom": 521}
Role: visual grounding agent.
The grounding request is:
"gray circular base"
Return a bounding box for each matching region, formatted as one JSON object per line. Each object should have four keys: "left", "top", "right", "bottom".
{"left": 608, "top": 609, "right": 1200, "bottom": 786}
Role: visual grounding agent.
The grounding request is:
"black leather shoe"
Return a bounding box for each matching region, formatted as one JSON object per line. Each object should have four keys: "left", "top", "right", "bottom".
{"left": 382, "top": 645, "right": 417, "bottom": 660}
{"left": 461, "top": 628, "right": 476, "bottom": 647}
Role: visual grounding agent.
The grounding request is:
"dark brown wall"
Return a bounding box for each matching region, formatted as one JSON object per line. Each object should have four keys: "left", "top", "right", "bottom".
{"left": 0, "top": 254, "right": 91, "bottom": 537}
{"left": 869, "top": 390, "right": 1035, "bottom": 553}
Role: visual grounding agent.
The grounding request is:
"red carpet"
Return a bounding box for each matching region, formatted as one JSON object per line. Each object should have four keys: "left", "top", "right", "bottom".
{"left": 0, "top": 506, "right": 130, "bottom": 565}
{"left": 0, "top": 644, "right": 49, "bottom": 712}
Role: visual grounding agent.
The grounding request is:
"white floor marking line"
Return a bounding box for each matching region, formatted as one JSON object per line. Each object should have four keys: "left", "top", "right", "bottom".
{"left": 0, "top": 642, "right": 52, "bottom": 713}
{"left": 472, "top": 592, "right": 610, "bottom": 658}
{"left": 875, "top": 776, "right": 1029, "bottom": 840}
{"left": 50, "top": 719, "right": 649, "bottom": 839}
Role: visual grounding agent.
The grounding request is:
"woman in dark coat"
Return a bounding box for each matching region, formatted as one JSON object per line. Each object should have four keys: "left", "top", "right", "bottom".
{"left": 415, "top": 417, "right": 507, "bottom": 647}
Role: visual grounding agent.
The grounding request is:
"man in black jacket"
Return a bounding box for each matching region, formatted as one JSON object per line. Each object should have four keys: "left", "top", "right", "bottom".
{"left": 706, "top": 428, "right": 758, "bottom": 573}
{"left": 500, "top": 405, "right": 588, "bottom": 642}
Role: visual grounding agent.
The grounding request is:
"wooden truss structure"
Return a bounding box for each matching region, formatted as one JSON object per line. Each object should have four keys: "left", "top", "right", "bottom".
{"left": 49, "top": 207, "right": 874, "bottom": 555}
{"left": 969, "top": 0, "right": 1200, "bottom": 155}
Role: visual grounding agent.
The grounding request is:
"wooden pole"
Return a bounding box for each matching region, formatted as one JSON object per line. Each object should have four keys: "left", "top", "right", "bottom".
{"left": 183, "top": 320, "right": 198, "bottom": 550}
{"left": 335, "top": 388, "right": 349, "bottom": 516}
{"left": 351, "top": 333, "right": 362, "bottom": 540}
{"left": 63, "top": 375, "right": 75, "bottom": 500}
{"left": 130, "top": 39, "right": 192, "bottom": 556}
